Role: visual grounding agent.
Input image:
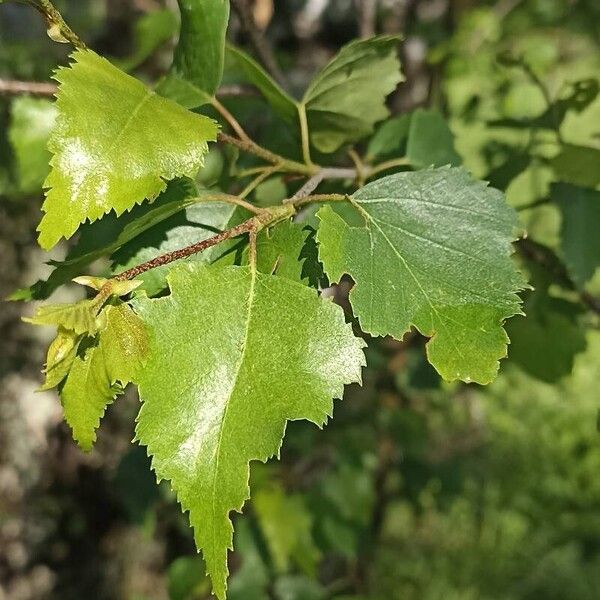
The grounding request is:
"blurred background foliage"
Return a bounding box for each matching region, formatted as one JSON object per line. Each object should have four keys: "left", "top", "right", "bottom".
{"left": 1, "top": 0, "right": 599, "bottom": 599}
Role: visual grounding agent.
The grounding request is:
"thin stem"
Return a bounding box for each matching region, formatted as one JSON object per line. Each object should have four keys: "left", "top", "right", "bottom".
{"left": 216, "top": 84, "right": 259, "bottom": 98}
{"left": 348, "top": 148, "right": 368, "bottom": 186}
{"left": 248, "top": 227, "right": 258, "bottom": 270}
{"left": 218, "top": 132, "right": 317, "bottom": 175}
{"left": 0, "top": 79, "right": 58, "bottom": 96}
{"left": 239, "top": 166, "right": 280, "bottom": 198}
{"left": 298, "top": 103, "right": 314, "bottom": 168}
{"left": 197, "top": 192, "right": 264, "bottom": 215}
{"left": 0, "top": 80, "right": 258, "bottom": 99}
{"left": 230, "top": 0, "right": 288, "bottom": 88}
{"left": 114, "top": 204, "right": 296, "bottom": 281}
{"left": 293, "top": 193, "right": 348, "bottom": 207}
{"left": 211, "top": 97, "right": 251, "bottom": 142}
{"left": 367, "top": 157, "right": 411, "bottom": 179}
{"left": 286, "top": 168, "right": 357, "bottom": 204}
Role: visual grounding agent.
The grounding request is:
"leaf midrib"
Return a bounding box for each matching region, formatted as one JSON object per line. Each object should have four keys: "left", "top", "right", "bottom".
{"left": 209, "top": 266, "right": 257, "bottom": 572}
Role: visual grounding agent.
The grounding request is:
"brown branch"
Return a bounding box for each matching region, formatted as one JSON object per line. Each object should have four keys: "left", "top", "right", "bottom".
{"left": 115, "top": 220, "right": 255, "bottom": 281}
{"left": 0, "top": 81, "right": 259, "bottom": 99}
{"left": 114, "top": 205, "right": 296, "bottom": 281}
{"left": 230, "top": 0, "right": 287, "bottom": 88}
{"left": 0, "top": 79, "right": 58, "bottom": 96}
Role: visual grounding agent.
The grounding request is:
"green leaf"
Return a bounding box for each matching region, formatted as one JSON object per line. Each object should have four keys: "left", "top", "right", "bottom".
{"left": 406, "top": 109, "right": 461, "bottom": 168}
{"left": 157, "top": 0, "right": 230, "bottom": 106}
{"left": 8, "top": 97, "right": 57, "bottom": 194}
{"left": 249, "top": 221, "right": 309, "bottom": 282}
{"left": 254, "top": 484, "right": 320, "bottom": 575}
{"left": 38, "top": 49, "right": 218, "bottom": 250}
{"left": 302, "top": 35, "right": 403, "bottom": 153}
{"left": 61, "top": 303, "right": 148, "bottom": 451}
{"left": 367, "top": 114, "right": 411, "bottom": 161}
{"left": 551, "top": 144, "right": 600, "bottom": 189}
{"left": 24, "top": 298, "right": 106, "bottom": 335}
{"left": 134, "top": 264, "right": 365, "bottom": 599}
{"left": 228, "top": 520, "right": 269, "bottom": 600}
{"left": 316, "top": 167, "right": 525, "bottom": 384}
{"left": 10, "top": 180, "right": 200, "bottom": 302}
{"left": 111, "top": 200, "right": 240, "bottom": 296}
{"left": 168, "top": 556, "right": 210, "bottom": 600}
{"left": 117, "top": 9, "right": 178, "bottom": 72}
{"left": 553, "top": 183, "right": 600, "bottom": 286}
{"left": 226, "top": 44, "right": 298, "bottom": 123}
{"left": 489, "top": 77, "right": 599, "bottom": 130}
{"left": 367, "top": 109, "right": 460, "bottom": 168}
{"left": 507, "top": 281, "right": 586, "bottom": 383}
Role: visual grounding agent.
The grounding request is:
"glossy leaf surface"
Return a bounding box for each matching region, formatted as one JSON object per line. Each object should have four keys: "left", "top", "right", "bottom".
{"left": 38, "top": 49, "right": 218, "bottom": 249}
{"left": 134, "top": 264, "right": 365, "bottom": 598}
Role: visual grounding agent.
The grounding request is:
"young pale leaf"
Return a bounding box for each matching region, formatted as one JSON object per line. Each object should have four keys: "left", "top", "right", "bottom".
{"left": 157, "top": 0, "right": 230, "bottom": 106}
{"left": 134, "top": 264, "right": 365, "bottom": 599}
{"left": 253, "top": 484, "right": 320, "bottom": 575}
{"left": 61, "top": 303, "right": 148, "bottom": 451}
{"left": 8, "top": 97, "right": 57, "bottom": 193}
{"left": 40, "top": 326, "right": 82, "bottom": 391}
{"left": 226, "top": 44, "right": 298, "bottom": 123}
{"left": 38, "top": 49, "right": 218, "bottom": 249}
{"left": 24, "top": 298, "right": 106, "bottom": 335}
{"left": 553, "top": 183, "right": 600, "bottom": 286}
{"left": 302, "top": 35, "right": 403, "bottom": 153}
{"left": 316, "top": 167, "right": 525, "bottom": 384}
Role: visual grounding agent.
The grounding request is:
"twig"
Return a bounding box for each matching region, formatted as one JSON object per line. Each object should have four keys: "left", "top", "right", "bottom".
{"left": 115, "top": 219, "right": 257, "bottom": 280}
{"left": 287, "top": 168, "right": 357, "bottom": 203}
{"left": 230, "top": 0, "right": 287, "bottom": 88}
{"left": 292, "top": 193, "right": 348, "bottom": 207}
{"left": 0, "top": 79, "right": 58, "bottom": 96}
{"left": 0, "top": 80, "right": 259, "bottom": 99}
{"left": 197, "top": 192, "right": 264, "bottom": 215}
{"left": 239, "top": 165, "right": 280, "bottom": 198}
{"left": 34, "top": 0, "right": 87, "bottom": 50}
{"left": 348, "top": 148, "right": 368, "bottom": 186}
{"left": 211, "top": 97, "right": 251, "bottom": 142}
{"left": 366, "top": 157, "right": 411, "bottom": 179}
{"left": 355, "top": 0, "right": 378, "bottom": 38}
{"left": 298, "top": 103, "right": 314, "bottom": 168}
{"left": 115, "top": 204, "right": 296, "bottom": 281}
{"left": 218, "top": 132, "right": 316, "bottom": 175}
{"left": 216, "top": 84, "right": 260, "bottom": 98}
